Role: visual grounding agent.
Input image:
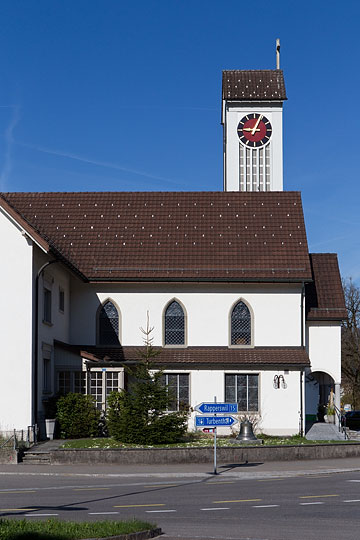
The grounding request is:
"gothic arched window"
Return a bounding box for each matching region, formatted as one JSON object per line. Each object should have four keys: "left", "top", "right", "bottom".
{"left": 164, "top": 300, "right": 185, "bottom": 346}
{"left": 231, "top": 301, "right": 251, "bottom": 345}
{"left": 98, "top": 301, "right": 120, "bottom": 345}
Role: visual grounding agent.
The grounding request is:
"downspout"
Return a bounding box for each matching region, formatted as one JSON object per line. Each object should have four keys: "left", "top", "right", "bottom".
{"left": 301, "top": 281, "right": 305, "bottom": 348}
{"left": 300, "top": 370, "right": 304, "bottom": 437}
{"left": 34, "top": 259, "right": 59, "bottom": 425}
{"left": 299, "top": 282, "right": 305, "bottom": 437}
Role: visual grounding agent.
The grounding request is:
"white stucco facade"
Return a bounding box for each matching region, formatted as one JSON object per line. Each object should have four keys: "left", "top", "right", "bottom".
{"left": 69, "top": 281, "right": 302, "bottom": 347}
{"left": 223, "top": 102, "right": 283, "bottom": 192}
{"left": 178, "top": 368, "right": 302, "bottom": 436}
{"left": 0, "top": 209, "right": 34, "bottom": 431}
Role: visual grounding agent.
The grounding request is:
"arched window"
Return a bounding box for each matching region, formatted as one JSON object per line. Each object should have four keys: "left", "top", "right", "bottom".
{"left": 231, "top": 301, "right": 251, "bottom": 345}
{"left": 164, "top": 300, "right": 185, "bottom": 345}
{"left": 98, "top": 301, "right": 120, "bottom": 345}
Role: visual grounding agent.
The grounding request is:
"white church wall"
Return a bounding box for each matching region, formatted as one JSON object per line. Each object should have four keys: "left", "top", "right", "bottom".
{"left": 167, "top": 369, "right": 301, "bottom": 436}
{"left": 69, "top": 281, "right": 302, "bottom": 348}
{"left": 0, "top": 209, "right": 34, "bottom": 431}
{"left": 306, "top": 322, "right": 342, "bottom": 383}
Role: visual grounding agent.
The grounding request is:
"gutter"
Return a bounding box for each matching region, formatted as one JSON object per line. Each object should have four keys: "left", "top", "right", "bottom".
{"left": 88, "top": 277, "right": 314, "bottom": 284}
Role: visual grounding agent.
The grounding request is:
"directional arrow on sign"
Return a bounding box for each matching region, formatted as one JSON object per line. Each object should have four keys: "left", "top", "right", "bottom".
{"left": 195, "top": 415, "right": 238, "bottom": 427}
{"left": 195, "top": 402, "right": 238, "bottom": 414}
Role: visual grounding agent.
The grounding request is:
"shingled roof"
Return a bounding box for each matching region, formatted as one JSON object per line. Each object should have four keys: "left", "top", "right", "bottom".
{"left": 306, "top": 253, "right": 347, "bottom": 321}
{"left": 55, "top": 342, "right": 311, "bottom": 369}
{"left": 1, "top": 191, "right": 311, "bottom": 282}
{"left": 222, "top": 70, "right": 287, "bottom": 101}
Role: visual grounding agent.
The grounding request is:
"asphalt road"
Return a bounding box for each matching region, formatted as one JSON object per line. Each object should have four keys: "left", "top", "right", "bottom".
{"left": 1, "top": 467, "right": 360, "bottom": 539}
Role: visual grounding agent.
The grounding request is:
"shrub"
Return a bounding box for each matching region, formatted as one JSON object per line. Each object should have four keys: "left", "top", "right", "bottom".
{"left": 107, "top": 381, "right": 188, "bottom": 445}
{"left": 56, "top": 393, "right": 101, "bottom": 438}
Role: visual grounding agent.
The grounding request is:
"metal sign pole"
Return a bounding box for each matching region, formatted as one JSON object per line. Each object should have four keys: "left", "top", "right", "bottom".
{"left": 214, "top": 395, "right": 217, "bottom": 475}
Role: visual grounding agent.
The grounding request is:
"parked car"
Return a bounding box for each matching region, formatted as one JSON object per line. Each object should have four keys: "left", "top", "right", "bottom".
{"left": 342, "top": 411, "right": 360, "bottom": 430}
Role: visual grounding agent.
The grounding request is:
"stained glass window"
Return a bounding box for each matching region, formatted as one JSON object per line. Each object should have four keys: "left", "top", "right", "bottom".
{"left": 99, "top": 301, "right": 119, "bottom": 345}
{"left": 165, "top": 301, "right": 185, "bottom": 345}
{"left": 231, "top": 301, "right": 251, "bottom": 345}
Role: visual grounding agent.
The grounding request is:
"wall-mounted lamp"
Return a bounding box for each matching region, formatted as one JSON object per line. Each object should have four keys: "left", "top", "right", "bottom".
{"left": 273, "top": 374, "right": 287, "bottom": 389}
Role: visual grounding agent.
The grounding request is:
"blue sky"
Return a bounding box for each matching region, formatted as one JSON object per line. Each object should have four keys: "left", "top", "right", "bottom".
{"left": 0, "top": 0, "right": 359, "bottom": 281}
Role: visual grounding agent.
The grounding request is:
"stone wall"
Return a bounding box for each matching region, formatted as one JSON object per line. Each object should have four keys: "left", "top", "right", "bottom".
{"left": 50, "top": 443, "right": 360, "bottom": 465}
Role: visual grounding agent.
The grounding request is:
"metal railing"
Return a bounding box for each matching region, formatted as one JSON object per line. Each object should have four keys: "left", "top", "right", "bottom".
{"left": 334, "top": 405, "right": 348, "bottom": 440}
{"left": 0, "top": 426, "right": 37, "bottom": 450}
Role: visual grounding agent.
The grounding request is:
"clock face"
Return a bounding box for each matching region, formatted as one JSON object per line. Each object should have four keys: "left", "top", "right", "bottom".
{"left": 237, "top": 113, "right": 272, "bottom": 148}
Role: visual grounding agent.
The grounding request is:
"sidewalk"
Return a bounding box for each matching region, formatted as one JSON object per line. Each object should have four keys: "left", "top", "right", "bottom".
{"left": 1, "top": 454, "right": 360, "bottom": 479}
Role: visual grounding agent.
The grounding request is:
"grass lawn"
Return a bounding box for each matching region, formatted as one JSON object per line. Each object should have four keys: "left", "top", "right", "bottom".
{"left": 0, "top": 518, "right": 156, "bottom": 540}
{"left": 61, "top": 434, "right": 354, "bottom": 449}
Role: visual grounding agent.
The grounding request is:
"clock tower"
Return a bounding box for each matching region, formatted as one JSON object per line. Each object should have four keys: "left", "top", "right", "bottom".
{"left": 222, "top": 69, "right": 286, "bottom": 192}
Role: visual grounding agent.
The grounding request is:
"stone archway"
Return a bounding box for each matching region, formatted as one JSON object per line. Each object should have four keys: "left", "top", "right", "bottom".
{"left": 305, "top": 370, "right": 340, "bottom": 430}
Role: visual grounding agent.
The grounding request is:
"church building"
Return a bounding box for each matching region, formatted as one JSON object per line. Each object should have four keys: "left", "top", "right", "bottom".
{"left": 0, "top": 64, "right": 346, "bottom": 437}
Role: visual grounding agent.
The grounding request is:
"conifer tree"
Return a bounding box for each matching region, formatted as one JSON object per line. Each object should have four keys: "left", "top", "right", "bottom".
{"left": 107, "top": 313, "right": 188, "bottom": 444}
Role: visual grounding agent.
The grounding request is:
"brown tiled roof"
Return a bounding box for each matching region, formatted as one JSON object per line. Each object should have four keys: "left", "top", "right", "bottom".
{"left": 306, "top": 253, "right": 347, "bottom": 321}
{"left": 55, "top": 342, "right": 310, "bottom": 368}
{"left": 0, "top": 196, "right": 49, "bottom": 252}
{"left": 1, "top": 191, "right": 311, "bottom": 281}
{"left": 222, "top": 70, "right": 287, "bottom": 101}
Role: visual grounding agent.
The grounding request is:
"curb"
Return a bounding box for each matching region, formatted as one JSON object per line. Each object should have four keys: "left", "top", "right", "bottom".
{"left": 85, "top": 528, "right": 162, "bottom": 540}
{"left": 1, "top": 467, "right": 360, "bottom": 479}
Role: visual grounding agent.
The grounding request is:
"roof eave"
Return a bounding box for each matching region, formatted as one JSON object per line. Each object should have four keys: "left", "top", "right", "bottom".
{"left": 87, "top": 276, "right": 313, "bottom": 284}
{"left": 0, "top": 196, "right": 49, "bottom": 252}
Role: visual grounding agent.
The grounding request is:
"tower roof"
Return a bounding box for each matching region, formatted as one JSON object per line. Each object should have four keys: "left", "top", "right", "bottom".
{"left": 222, "top": 70, "right": 287, "bottom": 101}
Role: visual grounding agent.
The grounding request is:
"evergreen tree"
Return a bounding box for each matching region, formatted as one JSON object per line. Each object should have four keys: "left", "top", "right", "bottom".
{"left": 107, "top": 314, "right": 189, "bottom": 444}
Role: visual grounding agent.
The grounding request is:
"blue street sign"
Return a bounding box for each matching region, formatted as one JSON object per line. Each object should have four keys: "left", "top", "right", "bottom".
{"left": 195, "top": 415, "right": 238, "bottom": 427}
{"left": 195, "top": 402, "right": 238, "bottom": 414}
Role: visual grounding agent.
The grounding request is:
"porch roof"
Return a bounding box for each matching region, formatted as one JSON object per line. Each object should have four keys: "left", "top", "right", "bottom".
{"left": 55, "top": 341, "right": 310, "bottom": 369}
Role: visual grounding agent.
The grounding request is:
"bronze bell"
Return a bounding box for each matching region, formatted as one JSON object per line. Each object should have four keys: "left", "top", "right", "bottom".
{"left": 236, "top": 419, "right": 258, "bottom": 442}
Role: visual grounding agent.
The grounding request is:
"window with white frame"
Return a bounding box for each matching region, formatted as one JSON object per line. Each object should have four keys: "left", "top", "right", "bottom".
{"left": 161, "top": 373, "right": 189, "bottom": 411}
{"left": 230, "top": 301, "right": 251, "bottom": 345}
{"left": 225, "top": 374, "right": 259, "bottom": 412}
{"left": 164, "top": 301, "right": 185, "bottom": 345}
{"left": 89, "top": 369, "right": 123, "bottom": 410}
{"left": 98, "top": 301, "right": 120, "bottom": 345}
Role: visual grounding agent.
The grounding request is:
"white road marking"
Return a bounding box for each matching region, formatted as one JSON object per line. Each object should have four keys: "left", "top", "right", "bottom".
{"left": 300, "top": 502, "right": 324, "bottom": 506}
{"left": 25, "top": 513, "right": 59, "bottom": 516}
{"left": 344, "top": 499, "right": 360, "bottom": 503}
{"left": 347, "top": 480, "right": 360, "bottom": 482}
{"left": 0, "top": 490, "right": 37, "bottom": 493}
{"left": 252, "top": 505, "right": 279, "bottom": 508}
{"left": 89, "top": 512, "right": 119, "bottom": 515}
{"left": 146, "top": 509, "right": 176, "bottom": 513}
{"left": 201, "top": 507, "right": 230, "bottom": 511}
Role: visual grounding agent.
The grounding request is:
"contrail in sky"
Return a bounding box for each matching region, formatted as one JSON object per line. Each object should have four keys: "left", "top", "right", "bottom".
{"left": 17, "top": 141, "right": 180, "bottom": 185}
{"left": 0, "top": 106, "right": 20, "bottom": 190}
